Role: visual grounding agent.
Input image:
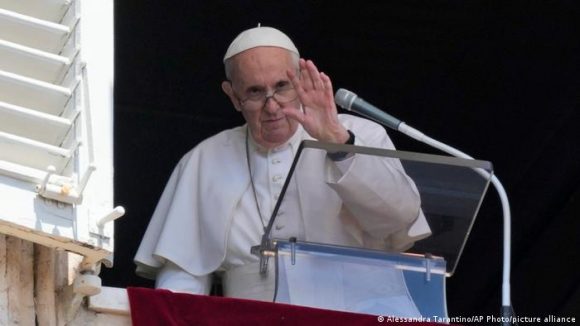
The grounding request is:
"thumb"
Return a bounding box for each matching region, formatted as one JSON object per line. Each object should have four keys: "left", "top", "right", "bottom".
{"left": 282, "top": 107, "right": 305, "bottom": 124}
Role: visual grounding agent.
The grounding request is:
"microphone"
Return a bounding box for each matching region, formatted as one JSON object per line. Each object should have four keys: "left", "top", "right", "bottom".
{"left": 335, "top": 87, "right": 512, "bottom": 324}
{"left": 334, "top": 88, "right": 402, "bottom": 131}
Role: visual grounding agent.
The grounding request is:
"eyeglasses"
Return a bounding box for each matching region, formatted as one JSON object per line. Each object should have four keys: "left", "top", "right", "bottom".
{"left": 239, "top": 85, "right": 298, "bottom": 109}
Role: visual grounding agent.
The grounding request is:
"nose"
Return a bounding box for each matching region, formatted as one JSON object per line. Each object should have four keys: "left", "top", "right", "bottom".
{"left": 263, "top": 95, "right": 280, "bottom": 113}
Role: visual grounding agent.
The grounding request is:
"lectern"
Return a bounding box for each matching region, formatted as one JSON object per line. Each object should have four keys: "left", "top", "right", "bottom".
{"left": 252, "top": 140, "right": 492, "bottom": 318}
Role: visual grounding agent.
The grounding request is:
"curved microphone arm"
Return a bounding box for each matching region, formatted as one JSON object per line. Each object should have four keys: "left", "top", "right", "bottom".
{"left": 398, "top": 123, "right": 512, "bottom": 312}
{"left": 335, "top": 88, "right": 512, "bottom": 323}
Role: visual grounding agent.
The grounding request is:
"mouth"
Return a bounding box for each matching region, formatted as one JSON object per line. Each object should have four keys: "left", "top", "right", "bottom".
{"left": 262, "top": 117, "right": 284, "bottom": 123}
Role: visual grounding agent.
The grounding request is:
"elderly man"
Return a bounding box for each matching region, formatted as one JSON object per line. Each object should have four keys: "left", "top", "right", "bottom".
{"left": 134, "top": 26, "right": 430, "bottom": 301}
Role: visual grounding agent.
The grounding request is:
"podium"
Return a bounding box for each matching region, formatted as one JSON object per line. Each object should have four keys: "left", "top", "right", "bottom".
{"left": 252, "top": 140, "right": 493, "bottom": 318}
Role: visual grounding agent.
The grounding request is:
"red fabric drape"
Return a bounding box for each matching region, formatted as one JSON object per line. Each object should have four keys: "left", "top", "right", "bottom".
{"left": 127, "top": 287, "right": 449, "bottom": 326}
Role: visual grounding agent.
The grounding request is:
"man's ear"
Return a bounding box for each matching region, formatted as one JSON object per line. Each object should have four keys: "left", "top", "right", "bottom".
{"left": 221, "top": 81, "right": 242, "bottom": 112}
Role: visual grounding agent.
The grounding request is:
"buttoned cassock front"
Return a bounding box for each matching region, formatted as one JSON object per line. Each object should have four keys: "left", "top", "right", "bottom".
{"left": 134, "top": 114, "right": 431, "bottom": 292}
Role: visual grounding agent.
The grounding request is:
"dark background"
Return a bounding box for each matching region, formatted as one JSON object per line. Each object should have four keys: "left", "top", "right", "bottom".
{"left": 103, "top": 0, "right": 580, "bottom": 319}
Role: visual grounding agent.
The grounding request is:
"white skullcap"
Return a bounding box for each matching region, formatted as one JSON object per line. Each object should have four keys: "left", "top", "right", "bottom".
{"left": 223, "top": 25, "right": 299, "bottom": 62}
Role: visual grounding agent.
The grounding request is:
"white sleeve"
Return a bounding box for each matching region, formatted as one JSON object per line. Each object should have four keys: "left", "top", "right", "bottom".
{"left": 155, "top": 261, "right": 212, "bottom": 295}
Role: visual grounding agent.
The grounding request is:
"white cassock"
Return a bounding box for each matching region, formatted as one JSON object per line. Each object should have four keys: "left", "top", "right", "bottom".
{"left": 134, "top": 114, "right": 431, "bottom": 304}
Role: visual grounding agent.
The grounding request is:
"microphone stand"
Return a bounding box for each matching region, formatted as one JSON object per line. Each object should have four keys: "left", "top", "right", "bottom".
{"left": 398, "top": 123, "right": 512, "bottom": 326}
{"left": 336, "top": 90, "right": 512, "bottom": 325}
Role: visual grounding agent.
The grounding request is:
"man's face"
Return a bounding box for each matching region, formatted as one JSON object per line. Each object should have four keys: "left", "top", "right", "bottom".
{"left": 222, "top": 47, "right": 300, "bottom": 149}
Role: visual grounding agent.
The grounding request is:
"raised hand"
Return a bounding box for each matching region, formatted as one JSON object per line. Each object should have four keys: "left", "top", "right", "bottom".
{"left": 285, "top": 59, "right": 349, "bottom": 144}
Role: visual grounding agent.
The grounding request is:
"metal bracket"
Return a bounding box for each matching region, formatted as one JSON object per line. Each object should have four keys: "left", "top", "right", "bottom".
{"left": 290, "top": 237, "right": 297, "bottom": 265}
{"left": 424, "top": 253, "right": 433, "bottom": 282}
{"left": 251, "top": 234, "right": 276, "bottom": 275}
{"left": 36, "top": 164, "right": 96, "bottom": 205}
{"left": 96, "top": 206, "right": 125, "bottom": 227}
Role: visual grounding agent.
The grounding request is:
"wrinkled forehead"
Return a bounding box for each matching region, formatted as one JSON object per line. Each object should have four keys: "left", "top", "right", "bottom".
{"left": 228, "top": 47, "right": 297, "bottom": 85}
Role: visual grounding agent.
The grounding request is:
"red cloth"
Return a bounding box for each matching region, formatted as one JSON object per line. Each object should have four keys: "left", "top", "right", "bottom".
{"left": 127, "top": 287, "right": 448, "bottom": 326}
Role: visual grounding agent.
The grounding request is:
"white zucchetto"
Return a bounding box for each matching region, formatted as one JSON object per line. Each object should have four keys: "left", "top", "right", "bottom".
{"left": 223, "top": 26, "right": 299, "bottom": 62}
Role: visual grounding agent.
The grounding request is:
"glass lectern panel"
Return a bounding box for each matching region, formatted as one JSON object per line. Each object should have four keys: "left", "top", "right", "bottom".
{"left": 274, "top": 240, "right": 447, "bottom": 317}
{"left": 261, "top": 140, "right": 492, "bottom": 276}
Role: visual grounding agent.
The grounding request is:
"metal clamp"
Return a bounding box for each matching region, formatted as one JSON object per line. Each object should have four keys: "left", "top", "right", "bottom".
{"left": 424, "top": 253, "right": 433, "bottom": 282}
{"left": 290, "top": 237, "right": 297, "bottom": 265}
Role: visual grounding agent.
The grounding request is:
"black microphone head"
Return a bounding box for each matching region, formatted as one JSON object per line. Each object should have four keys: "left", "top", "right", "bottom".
{"left": 334, "top": 88, "right": 358, "bottom": 111}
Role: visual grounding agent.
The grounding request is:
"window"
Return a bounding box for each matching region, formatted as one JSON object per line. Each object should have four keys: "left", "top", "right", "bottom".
{"left": 0, "top": 0, "right": 119, "bottom": 267}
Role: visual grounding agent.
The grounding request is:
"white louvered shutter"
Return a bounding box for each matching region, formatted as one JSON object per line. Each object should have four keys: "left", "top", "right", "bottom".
{"left": 0, "top": 0, "right": 119, "bottom": 266}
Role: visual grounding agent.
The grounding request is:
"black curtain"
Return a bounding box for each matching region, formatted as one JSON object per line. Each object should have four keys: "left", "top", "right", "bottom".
{"left": 105, "top": 0, "right": 580, "bottom": 318}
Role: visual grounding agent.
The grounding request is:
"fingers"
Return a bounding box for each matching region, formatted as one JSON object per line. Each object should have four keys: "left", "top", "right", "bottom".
{"left": 298, "top": 59, "right": 313, "bottom": 90}
{"left": 288, "top": 59, "right": 336, "bottom": 110}
{"left": 287, "top": 67, "right": 306, "bottom": 98}
{"left": 282, "top": 106, "right": 305, "bottom": 124}
{"left": 289, "top": 59, "right": 326, "bottom": 92}
{"left": 300, "top": 59, "right": 326, "bottom": 91}
{"left": 319, "top": 72, "right": 334, "bottom": 99}
{"left": 305, "top": 60, "right": 325, "bottom": 90}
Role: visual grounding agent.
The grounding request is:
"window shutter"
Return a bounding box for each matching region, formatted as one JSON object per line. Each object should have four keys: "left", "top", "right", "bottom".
{"left": 0, "top": 0, "right": 120, "bottom": 269}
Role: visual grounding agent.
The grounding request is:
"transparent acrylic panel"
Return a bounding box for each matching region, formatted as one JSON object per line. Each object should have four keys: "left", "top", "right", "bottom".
{"left": 274, "top": 240, "right": 447, "bottom": 317}
{"left": 261, "top": 140, "right": 492, "bottom": 276}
